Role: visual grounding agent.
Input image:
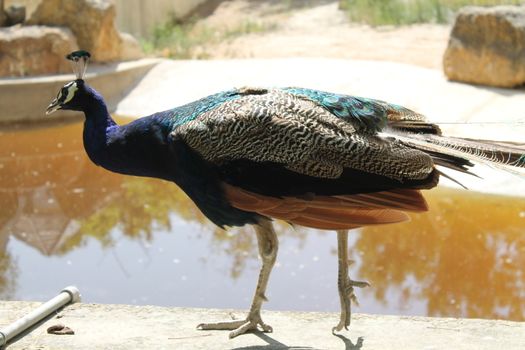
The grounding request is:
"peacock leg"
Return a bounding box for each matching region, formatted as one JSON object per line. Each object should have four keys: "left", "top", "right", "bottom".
{"left": 197, "top": 219, "right": 278, "bottom": 338}
{"left": 332, "top": 229, "right": 370, "bottom": 334}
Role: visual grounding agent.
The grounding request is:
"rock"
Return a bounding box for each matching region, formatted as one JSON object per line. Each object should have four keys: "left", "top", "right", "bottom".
{"left": 443, "top": 5, "right": 525, "bottom": 88}
{"left": 0, "top": 25, "right": 78, "bottom": 77}
{"left": 5, "top": 5, "right": 25, "bottom": 26}
{"left": 0, "top": 7, "right": 6, "bottom": 27}
{"left": 119, "top": 32, "right": 144, "bottom": 61}
{"left": 27, "top": 0, "right": 122, "bottom": 62}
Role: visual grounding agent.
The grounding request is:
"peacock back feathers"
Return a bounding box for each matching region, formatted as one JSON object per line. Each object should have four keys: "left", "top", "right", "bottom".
{"left": 156, "top": 86, "right": 427, "bottom": 135}
{"left": 155, "top": 89, "right": 244, "bottom": 129}
{"left": 282, "top": 87, "right": 428, "bottom": 133}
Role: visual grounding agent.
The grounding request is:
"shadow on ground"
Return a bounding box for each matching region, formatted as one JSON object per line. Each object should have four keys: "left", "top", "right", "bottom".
{"left": 231, "top": 331, "right": 364, "bottom": 350}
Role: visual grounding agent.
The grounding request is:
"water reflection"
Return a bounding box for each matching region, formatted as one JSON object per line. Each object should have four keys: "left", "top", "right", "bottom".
{"left": 0, "top": 121, "right": 208, "bottom": 250}
{"left": 0, "top": 120, "right": 523, "bottom": 321}
{"left": 359, "top": 189, "right": 525, "bottom": 321}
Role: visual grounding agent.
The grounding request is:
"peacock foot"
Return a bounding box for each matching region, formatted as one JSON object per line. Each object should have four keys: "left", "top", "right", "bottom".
{"left": 197, "top": 311, "right": 273, "bottom": 338}
{"left": 332, "top": 276, "right": 370, "bottom": 334}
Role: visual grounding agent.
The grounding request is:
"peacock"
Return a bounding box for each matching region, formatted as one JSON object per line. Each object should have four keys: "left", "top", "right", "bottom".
{"left": 46, "top": 51, "right": 525, "bottom": 338}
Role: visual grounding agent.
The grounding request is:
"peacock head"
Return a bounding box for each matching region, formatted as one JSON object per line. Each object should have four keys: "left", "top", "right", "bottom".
{"left": 46, "top": 50, "right": 92, "bottom": 115}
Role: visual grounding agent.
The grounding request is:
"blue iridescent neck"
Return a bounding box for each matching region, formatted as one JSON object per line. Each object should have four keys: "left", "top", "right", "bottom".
{"left": 82, "top": 84, "right": 118, "bottom": 164}
{"left": 83, "top": 85, "right": 116, "bottom": 129}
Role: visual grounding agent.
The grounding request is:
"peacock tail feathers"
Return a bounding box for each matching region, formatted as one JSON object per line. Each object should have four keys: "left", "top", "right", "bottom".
{"left": 387, "top": 131, "right": 525, "bottom": 176}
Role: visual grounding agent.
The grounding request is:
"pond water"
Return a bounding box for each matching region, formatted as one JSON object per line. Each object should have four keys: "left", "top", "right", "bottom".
{"left": 0, "top": 119, "right": 524, "bottom": 322}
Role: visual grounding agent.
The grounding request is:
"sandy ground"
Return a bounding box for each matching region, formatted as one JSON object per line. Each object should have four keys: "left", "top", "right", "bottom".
{"left": 197, "top": 0, "right": 451, "bottom": 69}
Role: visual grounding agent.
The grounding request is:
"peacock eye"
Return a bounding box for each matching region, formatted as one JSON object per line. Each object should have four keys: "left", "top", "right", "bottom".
{"left": 61, "top": 83, "right": 78, "bottom": 104}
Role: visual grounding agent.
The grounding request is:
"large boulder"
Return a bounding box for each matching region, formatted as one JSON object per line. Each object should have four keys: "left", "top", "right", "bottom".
{"left": 27, "top": 0, "right": 124, "bottom": 62}
{"left": 0, "top": 25, "right": 78, "bottom": 77}
{"left": 443, "top": 6, "right": 525, "bottom": 88}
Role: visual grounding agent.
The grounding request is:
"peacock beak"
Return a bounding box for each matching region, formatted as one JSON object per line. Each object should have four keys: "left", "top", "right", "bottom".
{"left": 46, "top": 98, "right": 61, "bottom": 115}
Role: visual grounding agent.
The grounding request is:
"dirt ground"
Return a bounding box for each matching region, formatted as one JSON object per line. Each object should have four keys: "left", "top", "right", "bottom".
{"left": 197, "top": 0, "right": 451, "bottom": 69}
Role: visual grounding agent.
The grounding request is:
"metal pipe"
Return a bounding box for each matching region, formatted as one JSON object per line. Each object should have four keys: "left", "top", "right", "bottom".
{"left": 0, "top": 286, "right": 81, "bottom": 347}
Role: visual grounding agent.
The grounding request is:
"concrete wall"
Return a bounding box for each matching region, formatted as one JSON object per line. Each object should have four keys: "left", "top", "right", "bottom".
{"left": 111, "top": 0, "right": 209, "bottom": 38}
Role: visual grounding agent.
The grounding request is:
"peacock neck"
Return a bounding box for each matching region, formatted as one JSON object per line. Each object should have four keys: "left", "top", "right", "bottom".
{"left": 82, "top": 92, "right": 118, "bottom": 164}
{"left": 84, "top": 91, "right": 116, "bottom": 128}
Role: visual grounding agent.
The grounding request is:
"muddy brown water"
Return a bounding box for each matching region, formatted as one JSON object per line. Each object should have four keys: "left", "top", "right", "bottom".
{"left": 0, "top": 119, "right": 524, "bottom": 321}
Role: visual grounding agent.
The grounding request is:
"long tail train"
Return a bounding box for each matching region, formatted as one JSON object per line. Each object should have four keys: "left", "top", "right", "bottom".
{"left": 384, "top": 123, "right": 525, "bottom": 179}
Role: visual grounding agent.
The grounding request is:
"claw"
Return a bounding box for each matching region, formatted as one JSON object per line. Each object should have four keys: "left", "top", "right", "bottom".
{"left": 197, "top": 312, "right": 272, "bottom": 338}
{"left": 334, "top": 276, "right": 369, "bottom": 332}
{"left": 197, "top": 319, "right": 244, "bottom": 331}
{"left": 229, "top": 318, "right": 273, "bottom": 338}
{"left": 334, "top": 230, "right": 369, "bottom": 333}
{"left": 346, "top": 278, "right": 370, "bottom": 306}
{"left": 349, "top": 279, "right": 371, "bottom": 288}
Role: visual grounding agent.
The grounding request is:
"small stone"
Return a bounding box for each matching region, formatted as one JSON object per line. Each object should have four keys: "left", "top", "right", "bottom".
{"left": 47, "top": 324, "right": 75, "bottom": 335}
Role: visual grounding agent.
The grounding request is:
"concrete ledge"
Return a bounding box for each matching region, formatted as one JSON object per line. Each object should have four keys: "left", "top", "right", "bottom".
{"left": 0, "top": 58, "right": 160, "bottom": 123}
{"left": 1, "top": 301, "right": 523, "bottom": 349}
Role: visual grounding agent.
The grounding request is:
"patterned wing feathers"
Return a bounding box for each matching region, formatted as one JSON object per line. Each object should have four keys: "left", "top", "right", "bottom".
{"left": 174, "top": 91, "right": 435, "bottom": 183}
